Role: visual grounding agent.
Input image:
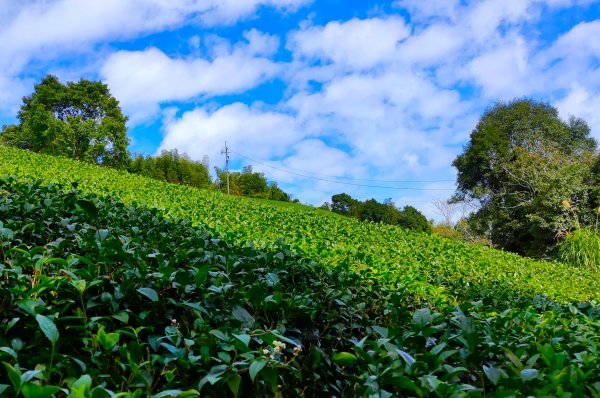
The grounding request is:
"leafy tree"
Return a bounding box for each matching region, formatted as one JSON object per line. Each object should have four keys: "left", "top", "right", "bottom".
{"left": 239, "top": 165, "right": 268, "bottom": 198}
{"left": 398, "top": 205, "right": 432, "bottom": 233}
{"left": 0, "top": 75, "right": 130, "bottom": 168}
{"left": 269, "top": 182, "right": 291, "bottom": 202}
{"left": 453, "top": 99, "right": 598, "bottom": 256}
{"left": 331, "top": 193, "right": 358, "bottom": 216}
{"left": 592, "top": 155, "right": 600, "bottom": 209}
{"left": 360, "top": 198, "right": 400, "bottom": 225}
{"left": 215, "top": 167, "right": 242, "bottom": 196}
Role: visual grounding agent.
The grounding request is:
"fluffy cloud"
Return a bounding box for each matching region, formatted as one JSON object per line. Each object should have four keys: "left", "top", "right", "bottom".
{"left": 392, "top": 0, "right": 463, "bottom": 23}
{"left": 465, "top": 36, "right": 531, "bottom": 98}
{"left": 158, "top": 102, "right": 303, "bottom": 165}
{"left": 286, "top": 69, "right": 466, "bottom": 173}
{"left": 557, "top": 85, "right": 600, "bottom": 140}
{"left": 395, "top": 24, "right": 465, "bottom": 65}
{"left": 0, "top": 0, "right": 308, "bottom": 62}
{"left": 0, "top": 0, "right": 308, "bottom": 116}
{"left": 0, "top": 74, "right": 31, "bottom": 118}
{"left": 101, "top": 32, "right": 281, "bottom": 123}
{"left": 288, "top": 16, "right": 410, "bottom": 69}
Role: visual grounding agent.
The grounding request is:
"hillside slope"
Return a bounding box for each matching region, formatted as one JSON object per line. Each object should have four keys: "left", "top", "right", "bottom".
{"left": 1, "top": 170, "right": 600, "bottom": 396}
{"left": 2, "top": 146, "right": 600, "bottom": 396}
{"left": 1, "top": 144, "right": 599, "bottom": 304}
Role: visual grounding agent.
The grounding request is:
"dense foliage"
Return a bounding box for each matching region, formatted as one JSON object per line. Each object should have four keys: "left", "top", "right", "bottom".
{"left": 0, "top": 75, "right": 129, "bottom": 168}
{"left": 129, "top": 149, "right": 213, "bottom": 190}
{"left": 216, "top": 166, "right": 292, "bottom": 202}
{"left": 327, "top": 193, "right": 431, "bottom": 233}
{"left": 453, "top": 99, "right": 599, "bottom": 257}
{"left": 2, "top": 177, "right": 600, "bottom": 397}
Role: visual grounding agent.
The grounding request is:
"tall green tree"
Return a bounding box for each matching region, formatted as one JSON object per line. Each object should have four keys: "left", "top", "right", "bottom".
{"left": 398, "top": 205, "right": 432, "bottom": 234}
{"left": 269, "top": 182, "right": 291, "bottom": 202}
{"left": 331, "top": 193, "right": 359, "bottom": 216}
{"left": 239, "top": 166, "right": 268, "bottom": 198}
{"left": 0, "top": 75, "right": 130, "bottom": 168}
{"left": 453, "top": 99, "right": 598, "bottom": 257}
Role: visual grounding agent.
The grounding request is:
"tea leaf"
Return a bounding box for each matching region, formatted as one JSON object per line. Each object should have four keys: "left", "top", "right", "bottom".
{"left": 35, "top": 315, "right": 59, "bottom": 345}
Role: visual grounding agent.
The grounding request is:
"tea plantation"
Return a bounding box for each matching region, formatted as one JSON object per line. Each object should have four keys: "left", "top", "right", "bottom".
{"left": 1, "top": 145, "right": 600, "bottom": 397}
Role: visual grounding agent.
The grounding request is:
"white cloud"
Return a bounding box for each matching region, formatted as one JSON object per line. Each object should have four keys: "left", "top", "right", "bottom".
{"left": 101, "top": 33, "right": 281, "bottom": 123}
{"left": 557, "top": 85, "right": 600, "bottom": 139}
{"left": 270, "top": 139, "right": 364, "bottom": 182}
{"left": 467, "top": 0, "right": 536, "bottom": 39}
{"left": 465, "top": 36, "right": 531, "bottom": 98}
{"left": 0, "top": 74, "right": 31, "bottom": 118}
{"left": 0, "top": 0, "right": 309, "bottom": 116}
{"left": 392, "top": 0, "right": 463, "bottom": 23}
{"left": 281, "top": 69, "right": 466, "bottom": 194}
{"left": 396, "top": 24, "right": 465, "bottom": 65}
{"left": 545, "top": 19, "right": 600, "bottom": 71}
{"left": 243, "top": 29, "right": 281, "bottom": 56}
{"left": 0, "top": 0, "right": 309, "bottom": 62}
{"left": 158, "top": 102, "right": 303, "bottom": 166}
{"left": 288, "top": 16, "right": 411, "bottom": 69}
{"left": 196, "top": 0, "right": 310, "bottom": 26}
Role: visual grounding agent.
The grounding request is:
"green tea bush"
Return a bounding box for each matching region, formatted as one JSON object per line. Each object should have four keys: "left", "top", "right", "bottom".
{"left": 2, "top": 177, "right": 600, "bottom": 397}
{"left": 2, "top": 145, "right": 600, "bottom": 304}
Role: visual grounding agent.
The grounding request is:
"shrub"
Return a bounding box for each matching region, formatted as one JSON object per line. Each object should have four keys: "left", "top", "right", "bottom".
{"left": 558, "top": 227, "right": 600, "bottom": 268}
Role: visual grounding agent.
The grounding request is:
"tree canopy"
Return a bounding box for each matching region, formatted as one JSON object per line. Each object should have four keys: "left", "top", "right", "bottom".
{"left": 453, "top": 98, "right": 599, "bottom": 257}
{"left": 328, "top": 193, "right": 431, "bottom": 233}
{"left": 215, "top": 165, "right": 292, "bottom": 202}
{"left": 0, "top": 75, "right": 130, "bottom": 168}
{"left": 129, "top": 149, "right": 212, "bottom": 190}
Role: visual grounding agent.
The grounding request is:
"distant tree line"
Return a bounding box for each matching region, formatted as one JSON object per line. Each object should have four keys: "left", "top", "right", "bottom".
{"left": 129, "top": 149, "right": 212, "bottom": 190}
{"left": 215, "top": 165, "right": 294, "bottom": 202}
{"left": 321, "top": 193, "right": 432, "bottom": 233}
{"left": 0, "top": 75, "right": 294, "bottom": 203}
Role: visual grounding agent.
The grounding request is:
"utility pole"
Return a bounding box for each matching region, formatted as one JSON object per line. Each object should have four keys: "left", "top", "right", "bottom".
{"left": 221, "top": 141, "right": 230, "bottom": 194}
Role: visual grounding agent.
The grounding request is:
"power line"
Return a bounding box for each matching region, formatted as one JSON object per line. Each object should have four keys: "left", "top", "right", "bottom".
{"left": 229, "top": 148, "right": 455, "bottom": 183}
{"left": 229, "top": 149, "right": 455, "bottom": 192}
{"left": 280, "top": 178, "right": 439, "bottom": 202}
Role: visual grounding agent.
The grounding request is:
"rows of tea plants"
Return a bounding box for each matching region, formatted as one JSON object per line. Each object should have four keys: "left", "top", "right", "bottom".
{"left": 1, "top": 177, "right": 600, "bottom": 397}
{"left": 1, "top": 145, "right": 599, "bottom": 305}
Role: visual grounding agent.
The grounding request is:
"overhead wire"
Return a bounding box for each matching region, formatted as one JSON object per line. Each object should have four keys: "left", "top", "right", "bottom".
{"left": 272, "top": 178, "right": 433, "bottom": 202}
{"left": 229, "top": 148, "right": 456, "bottom": 192}
{"left": 229, "top": 149, "right": 455, "bottom": 183}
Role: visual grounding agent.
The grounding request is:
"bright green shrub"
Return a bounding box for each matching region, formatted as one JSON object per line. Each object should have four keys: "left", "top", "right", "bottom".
{"left": 2, "top": 177, "right": 600, "bottom": 396}
{"left": 559, "top": 227, "right": 600, "bottom": 268}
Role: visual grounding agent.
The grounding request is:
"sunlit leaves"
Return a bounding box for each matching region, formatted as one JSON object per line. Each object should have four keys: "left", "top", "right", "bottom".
{"left": 1, "top": 149, "right": 600, "bottom": 397}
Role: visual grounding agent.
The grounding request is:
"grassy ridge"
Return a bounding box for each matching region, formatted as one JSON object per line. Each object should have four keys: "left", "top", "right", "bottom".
{"left": 1, "top": 144, "right": 599, "bottom": 304}
{"left": 0, "top": 146, "right": 600, "bottom": 302}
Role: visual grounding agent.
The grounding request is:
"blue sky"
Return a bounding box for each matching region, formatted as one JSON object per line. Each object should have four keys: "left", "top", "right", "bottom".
{"left": 1, "top": 0, "right": 600, "bottom": 219}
